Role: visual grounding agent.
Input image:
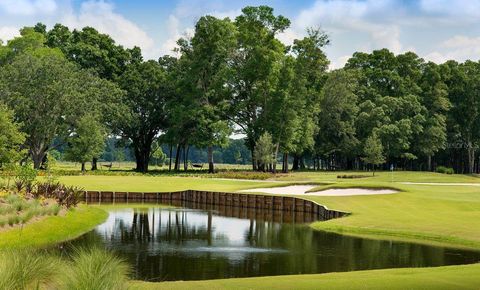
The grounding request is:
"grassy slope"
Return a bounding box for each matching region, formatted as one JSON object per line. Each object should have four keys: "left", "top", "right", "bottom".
{"left": 0, "top": 205, "right": 107, "bottom": 249}
{"left": 131, "top": 264, "right": 480, "bottom": 290}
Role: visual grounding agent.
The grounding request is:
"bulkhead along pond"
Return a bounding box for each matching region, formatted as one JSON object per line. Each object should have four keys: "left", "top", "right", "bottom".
{"left": 65, "top": 203, "right": 480, "bottom": 282}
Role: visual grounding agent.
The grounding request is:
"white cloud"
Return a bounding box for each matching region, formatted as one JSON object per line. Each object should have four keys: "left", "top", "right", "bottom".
{"left": 425, "top": 35, "right": 480, "bottom": 63}
{"left": 0, "top": 26, "right": 19, "bottom": 42}
{"left": 0, "top": 0, "right": 57, "bottom": 15}
{"left": 61, "top": 1, "right": 155, "bottom": 57}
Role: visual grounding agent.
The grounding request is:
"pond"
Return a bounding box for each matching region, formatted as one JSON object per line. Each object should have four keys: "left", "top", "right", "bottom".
{"left": 68, "top": 203, "right": 480, "bottom": 282}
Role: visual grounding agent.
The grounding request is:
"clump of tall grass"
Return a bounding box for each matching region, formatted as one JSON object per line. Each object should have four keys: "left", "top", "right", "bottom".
{"left": 0, "top": 250, "right": 64, "bottom": 290}
{"left": 62, "top": 247, "right": 130, "bottom": 290}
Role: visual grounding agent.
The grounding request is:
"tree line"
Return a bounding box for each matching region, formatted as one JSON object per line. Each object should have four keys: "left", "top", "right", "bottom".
{"left": 0, "top": 5, "right": 479, "bottom": 174}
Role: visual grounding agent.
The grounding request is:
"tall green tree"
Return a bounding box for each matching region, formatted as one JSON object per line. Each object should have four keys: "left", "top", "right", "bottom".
{"left": 64, "top": 115, "right": 106, "bottom": 172}
{"left": 177, "top": 15, "right": 237, "bottom": 173}
{"left": 0, "top": 43, "right": 121, "bottom": 169}
{"left": 316, "top": 69, "right": 359, "bottom": 167}
{"left": 117, "top": 60, "right": 172, "bottom": 173}
{"left": 290, "top": 29, "right": 330, "bottom": 170}
{"left": 254, "top": 132, "right": 275, "bottom": 172}
{"left": 442, "top": 60, "right": 480, "bottom": 173}
{"left": 362, "top": 133, "right": 385, "bottom": 176}
{"left": 231, "top": 6, "right": 290, "bottom": 170}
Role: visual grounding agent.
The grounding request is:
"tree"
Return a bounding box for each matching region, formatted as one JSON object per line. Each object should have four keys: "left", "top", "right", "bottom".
{"left": 254, "top": 132, "right": 275, "bottom": 172}
{"left": 316, "top": 69, "right": 359, "bottom": 169}
{"left": 231, "top": 6, "right": 290, "bottom": 170}
{"left": 42, "top": 23, "right": 136, "bottom": 170}
{"left": 117, "top": 60, "right": 171, "bottom": 173}
{"left": 64, "top": 115, "right": 106, "bottom": 172}
{"left": 290, "top": 28, "right": 330, "bottom": 171}
{"left": 151, "top": 141, "right": 167, "bottom": 167}
{"left": 0, "top": 103, "right": 26, "bottom": 167}
{"left": 0, "top": 40, "right": 121, "bottom": 169}
{"left": 177, "top": 15, "right": 237, "bottom": 173}
{"left": 442, "top": 60, "right": 480, "bottom": 173}
{"left": 362, "top": 133, "right": 385, "bottom": 176}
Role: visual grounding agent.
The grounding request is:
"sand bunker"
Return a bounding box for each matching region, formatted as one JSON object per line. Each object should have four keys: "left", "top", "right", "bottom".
{"left": 239, "top": 185, "right": 397, "bottom": 196}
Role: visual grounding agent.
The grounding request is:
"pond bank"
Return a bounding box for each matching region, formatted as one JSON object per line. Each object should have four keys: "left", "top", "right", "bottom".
{"left": 0, "top": 205, "right": 107, "bottom": 249}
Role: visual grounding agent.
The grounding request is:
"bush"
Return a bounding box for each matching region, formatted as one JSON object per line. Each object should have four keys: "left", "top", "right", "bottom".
{"left": 337, "top": 174, "right": 370, "bottom": 179}
{"left": 0, "top": 250, "right": 63, "bottom": 290}
{"left": 63, "top": 247, "right": 130, "bottom": 290}
{"left": 436, "top": 166, "right": 454, "bottom": 174}
{"left": 214, "top": 171, "right": 280, "bottom": 180}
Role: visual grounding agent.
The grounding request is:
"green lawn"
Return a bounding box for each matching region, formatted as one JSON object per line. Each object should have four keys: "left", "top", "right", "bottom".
{"left": 0, "top": 205, "right": 107, "bottom": 249}
{"left": 59, "top": 175, "right": 280, "bottom": 192}
{"left": 131, "top": 263, "right": 480, "bottom": 290}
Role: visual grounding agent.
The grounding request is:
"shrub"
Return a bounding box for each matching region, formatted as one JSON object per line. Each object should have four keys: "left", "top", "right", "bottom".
{"left": 436, "top": 166, "right": 454, "bottom": 174}
{"left": 337, "top": 174, "right": 370, "bottom": 179}
{"left": 214, "top": 171, "right": 279, "bottom": 180}
{"left": 0, "top": 250, "right": 63, "bottom": 290}
{"left": 63, "top": 247, "right": 130, "bottom": 290}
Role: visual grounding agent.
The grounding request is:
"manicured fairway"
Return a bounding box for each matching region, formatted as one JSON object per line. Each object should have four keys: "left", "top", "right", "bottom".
{"left": 59, "top": 175, "right": 281, "bottom": 192}
{"left": 131, "top": 263, "right": 480, "bottom": 290}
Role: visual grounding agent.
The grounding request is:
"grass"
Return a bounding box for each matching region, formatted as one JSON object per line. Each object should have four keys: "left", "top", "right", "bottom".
{"left": 130, "top": 263, "right": 480, "bottom": 290}
{"left": 0, "top": 248, "right": 130, "bottom": 290}
{"left": 63, "top": 247, "right": 130, "bottom": 290}
{"left": 58, "top": 175, "right": 279, "bottom": 192}
{"left": 0, "top": 205, "right": 108, "bottom": 249}
{"left": 0, "top": 194, "right": 61, "bottom": 228}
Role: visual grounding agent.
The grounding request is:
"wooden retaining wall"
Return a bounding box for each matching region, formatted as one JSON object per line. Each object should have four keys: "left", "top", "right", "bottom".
{"left": 82, "top": 190, "right": 348, "bottom": 221}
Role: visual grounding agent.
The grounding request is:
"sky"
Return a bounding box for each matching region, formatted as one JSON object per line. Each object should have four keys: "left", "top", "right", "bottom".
{"left": 0, "top": 0, "right": 479, "bottom": 69}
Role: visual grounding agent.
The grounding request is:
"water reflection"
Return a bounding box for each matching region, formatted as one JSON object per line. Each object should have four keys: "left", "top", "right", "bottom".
{"left": 71, "top": 205, "right": 480, "bottom": 281}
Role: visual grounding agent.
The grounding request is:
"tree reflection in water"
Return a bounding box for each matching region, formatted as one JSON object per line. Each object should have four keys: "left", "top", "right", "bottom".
{"left": 70, "top": 204, "right": 480, "bottom": 282}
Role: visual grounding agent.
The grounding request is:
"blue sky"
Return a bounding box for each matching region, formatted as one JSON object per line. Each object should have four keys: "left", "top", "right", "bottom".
{"left": 1, "top": 0, "right": 479, "bottom": 68}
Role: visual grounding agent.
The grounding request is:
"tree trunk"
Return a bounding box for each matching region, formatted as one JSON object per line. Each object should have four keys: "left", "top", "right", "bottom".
{"left": 467, "top": 142, "right": 475, "bottom": 174}
{"left": 81, "top": 162, "right": 86, "bottom": 173}
{"left": 251, "top": 148, "right": 257, "bottom": 171}
{"left": 174, "top": 144, "right": 181, "bottom": 171}
{"left": 168, "top": 144, "right": 173, "bottom": 171}
{"left": 427, "top": 155, "right": 432, "bottom": 172}
{"left": 292, "top": 155, "right": 299, "bottom": 171}
{"left": 208, "top": 146, "right": 214, "bottom": 173}
{"left": 91, "top": 157, "right": 98, "bottom": 171}
{"left": 31, "top": 148, "right": 46, "bottom": 170}
{"left": 184, "top": 144, "right": 189, "bottom": 171}
{"left": 282, "top": 152, "right": 289, "bottom": 173}
{"left": 133, "top": 138, "right": 153, "bottom": 173}
{"left": 273, "top": 143, "right": 279, "bottom": 173}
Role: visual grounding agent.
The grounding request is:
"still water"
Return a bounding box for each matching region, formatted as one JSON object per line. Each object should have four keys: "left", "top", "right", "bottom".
{"left": 70, "top": 204, "right": 480, "bottom": 282}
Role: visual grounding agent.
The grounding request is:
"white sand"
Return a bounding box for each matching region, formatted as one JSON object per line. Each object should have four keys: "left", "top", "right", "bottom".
{"left": 239, "top": 185, "right": 397, "bottom": 196}
{"left": 403, "top": 182, "right": 480, "bottom": 186}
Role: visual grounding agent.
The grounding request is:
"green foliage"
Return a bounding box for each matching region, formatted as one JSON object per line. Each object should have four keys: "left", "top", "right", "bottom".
{"left": 64, "top": 115, "right": 106, "bottom": 169}
{"left": 0, "top": 103, "right": 26, "bottom": 166}
{"left": 151, "top": 141, "right": 167, "bottom": 166}
{"left": 436, "top": 166, "right": 454, "bottom": 174}
{"left": 362, "top": 133, "right": 385, "bottom": 173}
{"left": 0, "top": 47, "right": 122, "bottom": 169}
{"left": 14, "top": 164, "right": 37, "bottom": 192}
{"left": 63, "top": 247, "right": 130, "bottom": 290}
{"left": 0, "top": 250, "right": 63, "bottom": 290}
{"left": 254, "top": 132, "right": 275, "bottom": 171}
